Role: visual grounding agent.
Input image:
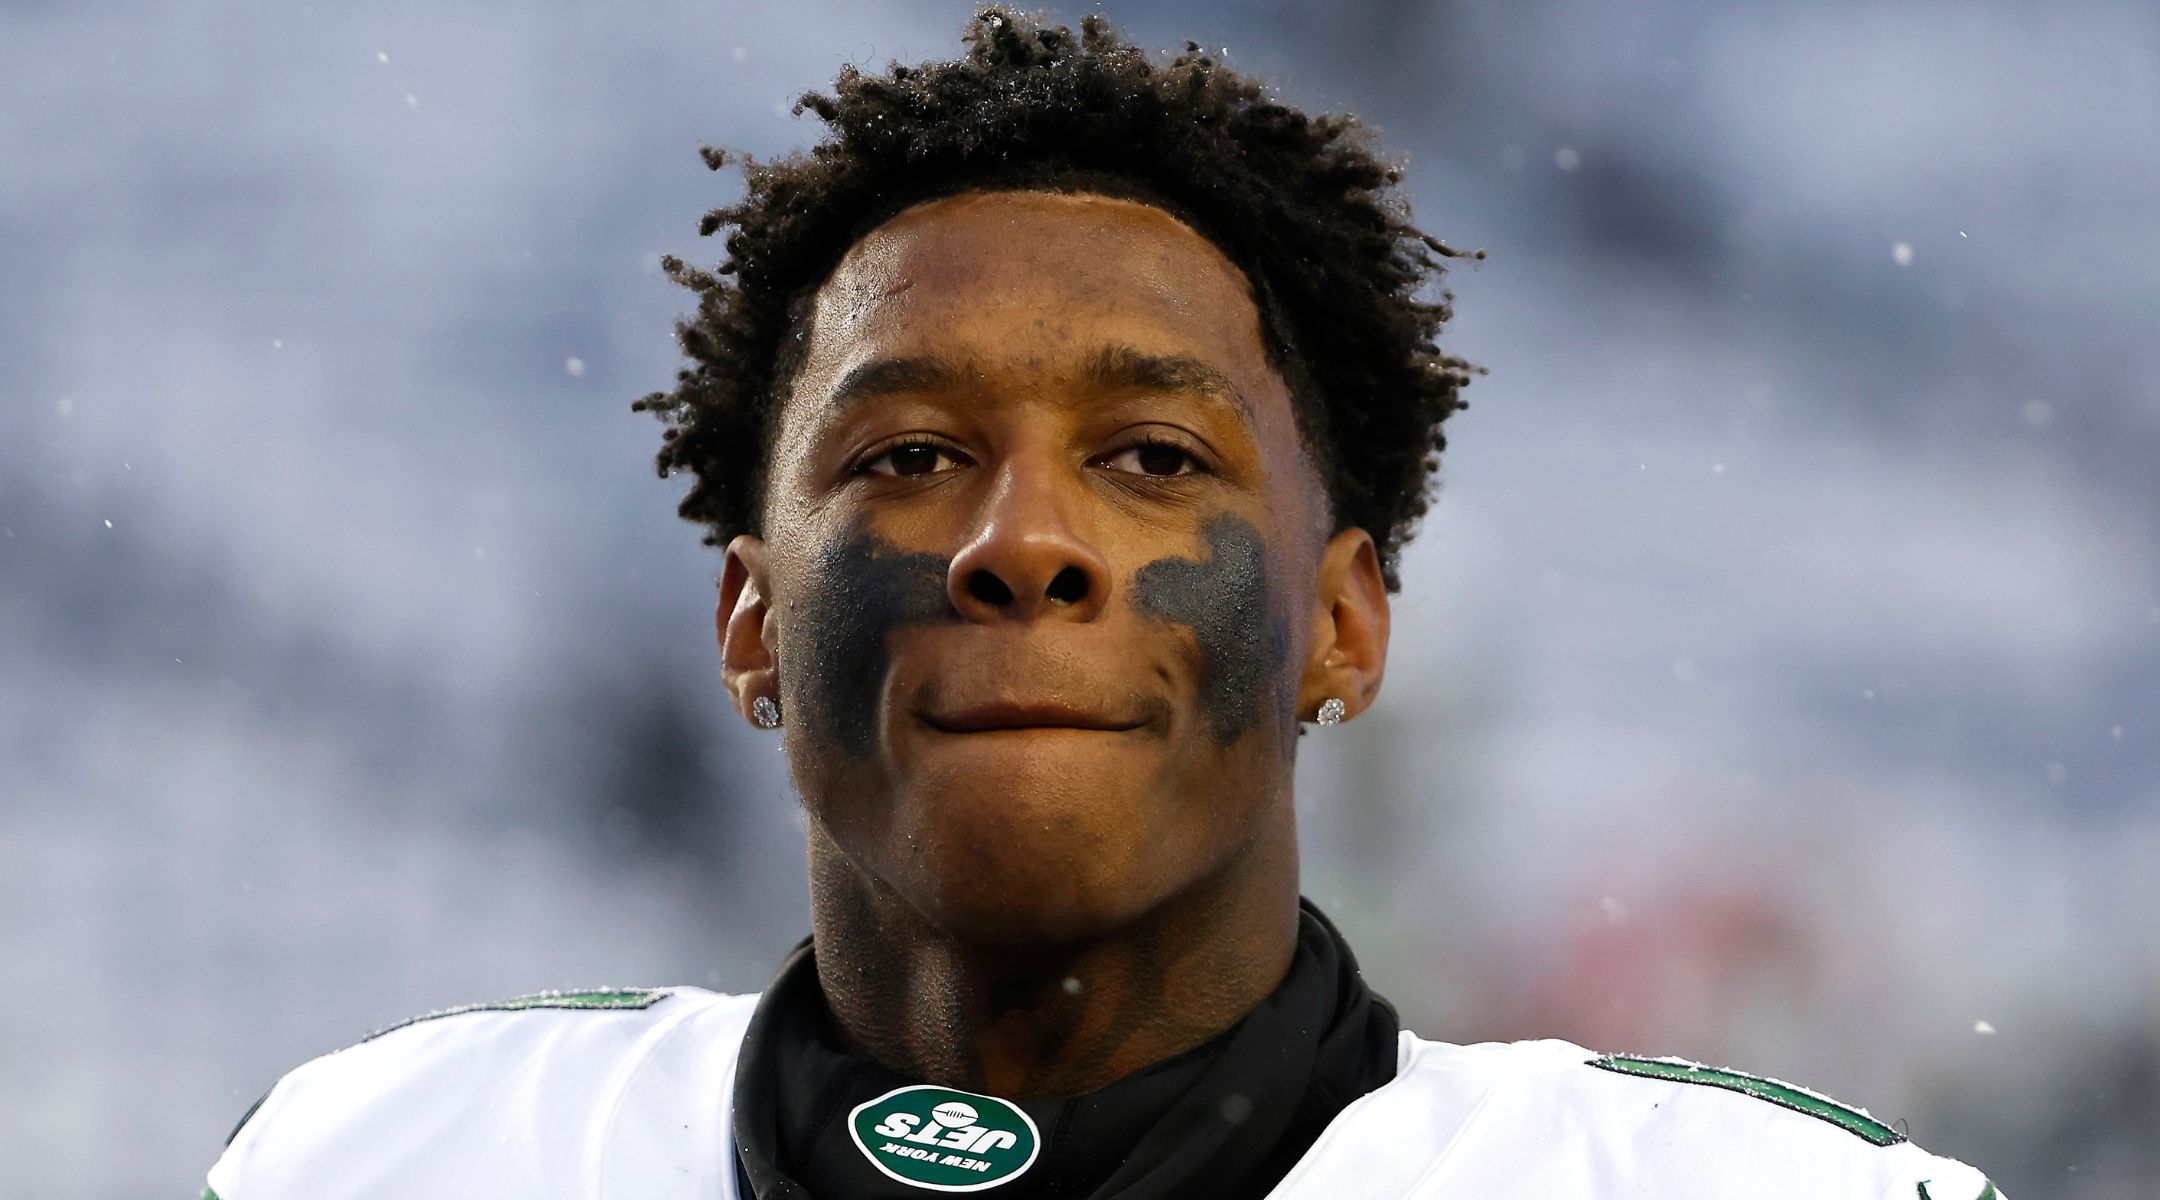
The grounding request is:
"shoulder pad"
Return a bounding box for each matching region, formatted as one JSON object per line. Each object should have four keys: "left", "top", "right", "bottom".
{"left": 1570, "top": 1046, "right": 2001, "bottom": 1198}
{"left": 1275, "top": 1033, "right": 2002, "bottom": 1199}
{"left": 205, "top": 985, "right": 755, "bottom": 1200}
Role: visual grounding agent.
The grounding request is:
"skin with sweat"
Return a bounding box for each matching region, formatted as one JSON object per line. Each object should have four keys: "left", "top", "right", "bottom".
{"left": 718, "top": 190, "right": 1391, "bottom": 1098}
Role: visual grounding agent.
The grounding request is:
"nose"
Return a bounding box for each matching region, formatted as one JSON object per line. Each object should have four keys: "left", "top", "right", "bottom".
{"left": 946, "top": 462, "right": 1111, "bottom": 624}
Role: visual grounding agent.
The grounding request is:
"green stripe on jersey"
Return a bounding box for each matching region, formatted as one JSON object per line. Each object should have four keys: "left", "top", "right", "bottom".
{"left": 1918, "top": 1182, "right": 2000, "bottom": 1200}
{"left": 363, "top": 988, "right": 668, "bottom": 1041}
{"left": 1588, "top": 1054, "right": 1905, "bottom": 1146}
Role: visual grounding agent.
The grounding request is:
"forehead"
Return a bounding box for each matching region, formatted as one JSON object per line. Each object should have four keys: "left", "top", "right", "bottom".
{"left": 824, "top": 189, "right": 1252, "bottom": 309}
{"left": 791, "top": 190, "right": 1282, "bottom": 408}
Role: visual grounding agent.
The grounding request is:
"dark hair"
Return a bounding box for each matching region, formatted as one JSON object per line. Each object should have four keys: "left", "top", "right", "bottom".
{"left": 634, "top": 6, "right": 1480, "bottom": 590}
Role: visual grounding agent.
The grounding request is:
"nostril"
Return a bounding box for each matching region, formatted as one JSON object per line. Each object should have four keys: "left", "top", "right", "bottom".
{"left": 967, "top": 569, "right": 1014, "bottom": 606}
{"left": 1046, "top": 565, "right": 1089, "bottom": 605}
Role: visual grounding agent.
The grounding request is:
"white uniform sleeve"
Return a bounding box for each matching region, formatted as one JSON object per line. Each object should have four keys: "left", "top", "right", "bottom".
{"left": 1273, "top": 1036, "right": 2009, "bottom": 1200}
{"left": 206, "top": 1011, "right": 558, "bottom": 1200}
{"left": 1572, "top": 1049, "right": 2003, "bottom": 1200}
{"left": 203, "top": 988, "right": 719, "bottom": 1200}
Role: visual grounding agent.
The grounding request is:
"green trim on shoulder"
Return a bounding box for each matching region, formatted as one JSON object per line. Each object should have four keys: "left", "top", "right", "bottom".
{"left": 1588, "top": 1053, "right": 1905, "bottom": 1146}
{"left": 224, "top": 1085, "right": 273, "bottom": 1147}
{"left": 363, "top": 987, "right": 669, "bottom": 1042}
{"left": 203, "top": 1189, "right": 221, "bottom": 1200}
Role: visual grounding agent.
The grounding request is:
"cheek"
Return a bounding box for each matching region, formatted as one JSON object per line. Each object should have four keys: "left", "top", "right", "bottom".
{"left": 780, "top": 525, "right": 952, "bottom": 759}
{"left": 1130, "top": 513, "right": 1296, "bottom": 749}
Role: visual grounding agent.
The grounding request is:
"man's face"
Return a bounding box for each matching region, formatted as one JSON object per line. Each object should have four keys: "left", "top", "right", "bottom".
{"left": 733, "top": 189, "right": 1374, "bottom": 942}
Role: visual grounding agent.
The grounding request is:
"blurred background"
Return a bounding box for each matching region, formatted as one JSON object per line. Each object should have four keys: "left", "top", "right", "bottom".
{"left": 3, "top": 0, "right": 2155, "bottom": 1195}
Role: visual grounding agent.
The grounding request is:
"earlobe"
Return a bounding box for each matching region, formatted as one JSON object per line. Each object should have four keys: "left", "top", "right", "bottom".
{"left": 718, "top": 535, "right": 780, "bottom": 727}
{"left": 1299, "top": 527, "right": 1391, "bottom": 722}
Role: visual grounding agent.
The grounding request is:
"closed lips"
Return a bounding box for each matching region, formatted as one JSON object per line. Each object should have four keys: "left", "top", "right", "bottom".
{"left": 923, "top": 703, "right": 1143, "bottom": 732}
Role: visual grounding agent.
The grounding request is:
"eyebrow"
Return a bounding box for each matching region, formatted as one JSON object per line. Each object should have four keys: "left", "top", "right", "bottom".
{"left": 822, "top": 354, "right": 975, "bottom": 413}
{"left": 1081, "top": 345, "right": 1254, "bottom": 422}
{"left": 819, "top": 345, "right": 1255, "bottom": 424}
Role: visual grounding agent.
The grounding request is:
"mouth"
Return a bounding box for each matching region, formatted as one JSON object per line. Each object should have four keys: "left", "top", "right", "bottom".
{"left": 921, "top": 701, "right": 1147, "bottom": 734}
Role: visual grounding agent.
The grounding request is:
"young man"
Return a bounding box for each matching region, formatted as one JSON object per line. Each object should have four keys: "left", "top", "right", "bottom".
{"left": 205, "top": 10, "right": 2001, "bottom": 1198}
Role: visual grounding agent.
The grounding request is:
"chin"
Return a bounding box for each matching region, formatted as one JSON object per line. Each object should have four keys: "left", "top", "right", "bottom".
{"left": 881, "top": 765, "right": 1188, "bottom": 945}
{"left": 911, "top": 869, "right": 1165, "bottom": 946}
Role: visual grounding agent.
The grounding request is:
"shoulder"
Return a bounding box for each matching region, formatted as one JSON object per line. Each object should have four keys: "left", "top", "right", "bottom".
{"left": 1273, "top": 1033, "right": 2003, "bottom": 1200}
{"left": 206, "top": 986, "right": 758, "bottom": 1200}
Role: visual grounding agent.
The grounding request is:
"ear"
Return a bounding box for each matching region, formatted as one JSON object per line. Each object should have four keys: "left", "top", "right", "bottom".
{"left": 1296, "top": 526, "right": 1391, "bottom": 722}
{"left": 718, "top": 534, "right": 780, "bottom": 728}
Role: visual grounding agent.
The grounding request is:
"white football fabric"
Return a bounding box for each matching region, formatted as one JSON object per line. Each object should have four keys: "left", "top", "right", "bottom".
{"left": 207, "top": 986, "right": 1999, "bottom": 1200}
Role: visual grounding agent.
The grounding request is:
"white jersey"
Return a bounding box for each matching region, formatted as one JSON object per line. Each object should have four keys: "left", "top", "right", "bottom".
{"left": 206, "top": 987, "right": 2001, "bottom": 1200}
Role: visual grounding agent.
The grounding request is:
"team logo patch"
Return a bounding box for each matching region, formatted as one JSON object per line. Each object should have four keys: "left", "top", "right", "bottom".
{"left": 848, "top": 1084, "right": 1040, "bottom": 1191}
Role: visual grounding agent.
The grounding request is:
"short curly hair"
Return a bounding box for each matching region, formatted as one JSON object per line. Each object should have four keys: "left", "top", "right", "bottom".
{"left": 634, "top": 6, "right": 1479, "bottom": 591}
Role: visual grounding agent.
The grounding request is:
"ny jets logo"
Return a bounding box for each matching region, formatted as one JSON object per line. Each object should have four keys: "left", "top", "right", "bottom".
{"left": 848, "top": 1084, "right": 1041, "bottom": 1191}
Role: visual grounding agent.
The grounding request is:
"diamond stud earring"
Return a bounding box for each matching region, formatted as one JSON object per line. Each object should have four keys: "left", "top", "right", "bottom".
{"left": 752, "top": 695, "right": 782, "bottom": 729}
{"left": 1315, "top": 697, "right": 1347, "bottom": 726}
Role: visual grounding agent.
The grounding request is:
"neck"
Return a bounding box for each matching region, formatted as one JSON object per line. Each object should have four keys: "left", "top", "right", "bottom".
{"left": 805, "top": 804, "right": 1301, "bottom": 1099}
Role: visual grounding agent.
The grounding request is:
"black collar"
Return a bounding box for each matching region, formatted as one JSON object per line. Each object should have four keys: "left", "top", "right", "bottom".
{"left": 731, "top": 897, "right": 1399, "bottom": 1200}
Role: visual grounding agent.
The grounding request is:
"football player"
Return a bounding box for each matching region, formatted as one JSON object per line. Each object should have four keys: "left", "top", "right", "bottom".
{"left": 206, "top": 9, "right": 2001, "bottom": 1198}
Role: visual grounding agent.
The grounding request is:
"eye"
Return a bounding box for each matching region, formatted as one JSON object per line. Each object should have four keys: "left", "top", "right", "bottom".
{"left": 859, "top": 438, "right": 969, "bottom": 478}
{"left": 1099, "top": 435, "right": 1209, "bottom": 478}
